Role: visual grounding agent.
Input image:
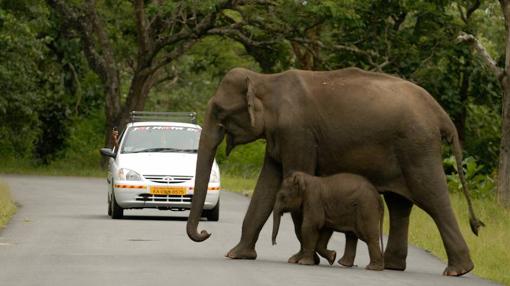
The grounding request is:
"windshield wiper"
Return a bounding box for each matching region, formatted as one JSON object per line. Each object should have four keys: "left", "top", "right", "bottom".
{"left": 128, "top": 147, "right": 175, "bottom": 153}
{"left": 128, "top": 147, "right": 197, "bottom": 153}
{"left": 172, "top": 149, "right": 198, "bottom": 153}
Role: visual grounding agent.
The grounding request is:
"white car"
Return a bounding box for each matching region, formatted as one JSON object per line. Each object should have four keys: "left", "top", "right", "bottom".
{"left": 100, "top": 112, "right": 221, "bottom": 220}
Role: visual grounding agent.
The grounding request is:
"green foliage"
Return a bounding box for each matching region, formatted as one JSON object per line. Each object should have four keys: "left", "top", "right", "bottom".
{"left": 34, "top": 93, "right": 72, "bottom": 164}
{"left": 465, "top": 103, "right": 501, "bottom": 170}
{"left": 216, "top": 140, "right": 265, "bottom": 178}
{"left": 0, "top": 1, "right": 104, "bottom": 164}
{"left": 49, "top": 109, "right": 105, "bottom": 170}
{"left": 146, "top": 36, "right": 259, "bottom": 121}
{"left": 0, "top": 108, "right": 106, "bottom": 177}
{"left": 444, "top": 156, "right": 496, "bottom": 199}
{"left": 0, "top": 0, "right": 506, "bottom": 184}
{"left": 0, "top": 6, "right": 45, "bottom": 158}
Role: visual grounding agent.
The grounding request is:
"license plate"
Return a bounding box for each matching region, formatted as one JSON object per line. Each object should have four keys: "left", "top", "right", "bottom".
{"left": 150, "top": 186, "right": 187, "bottom": 195}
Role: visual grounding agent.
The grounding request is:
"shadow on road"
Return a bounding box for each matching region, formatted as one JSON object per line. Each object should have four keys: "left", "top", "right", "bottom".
{"left": 122, "top": 215, "right": 189, "bottom": 221}
{"left": 66, "top": 214, "right": 192, "bottom": 221}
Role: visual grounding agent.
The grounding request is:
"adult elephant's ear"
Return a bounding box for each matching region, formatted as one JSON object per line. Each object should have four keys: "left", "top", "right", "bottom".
{"left": 245, "top": 76, "right": 263, "bottom": 129}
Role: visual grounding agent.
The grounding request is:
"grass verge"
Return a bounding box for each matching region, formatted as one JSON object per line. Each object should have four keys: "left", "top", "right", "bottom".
{"left": 406, "top": 193, "right": 510, "bottom": 285}
{"left": 0, "top": 180, "right": 16, "bottom": 230}
{"left": 222, "top": 173, "right": 257, "bottom": 196}
{"left": 0, "top": 159, "right": 105, "bottom": 177}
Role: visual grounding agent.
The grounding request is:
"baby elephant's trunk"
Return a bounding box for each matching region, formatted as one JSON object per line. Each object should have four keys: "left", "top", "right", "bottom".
{"left": 272, "top": 209, "right": 282, "bottom": 245}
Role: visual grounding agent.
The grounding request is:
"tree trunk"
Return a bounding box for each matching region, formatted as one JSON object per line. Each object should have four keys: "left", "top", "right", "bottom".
{"left": 498, "top": 78, "right": 510, "bottom": 207}
{"left": 497, "top": 0, "right": 510, "bottom": 208}
{"left": 291, "top": 26, "right": 321, "bottom": 70}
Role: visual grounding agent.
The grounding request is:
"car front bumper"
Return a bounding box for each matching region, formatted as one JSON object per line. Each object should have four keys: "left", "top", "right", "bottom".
{"left": 113, "top": 182, "right": 220, "bottom": 210}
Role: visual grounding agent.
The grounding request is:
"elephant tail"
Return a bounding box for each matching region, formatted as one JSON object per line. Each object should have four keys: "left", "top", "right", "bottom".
{"left": 442, "top": 122, "right": 485, "bottom": 235}
{"left": 378, "top": 194, "right": 384, "bottom": 254}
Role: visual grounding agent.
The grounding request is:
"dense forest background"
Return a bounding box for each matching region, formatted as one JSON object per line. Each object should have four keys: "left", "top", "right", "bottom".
{"left": 0, "top": 0, "right": 506, "bottom": 202}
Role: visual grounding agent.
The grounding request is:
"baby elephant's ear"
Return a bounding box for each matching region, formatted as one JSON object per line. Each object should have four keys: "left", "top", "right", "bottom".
{"left": 292, "top": 172, "right": 307, "bottom": 193}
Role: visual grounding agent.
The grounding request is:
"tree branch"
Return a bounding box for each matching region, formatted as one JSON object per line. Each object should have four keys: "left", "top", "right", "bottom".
{"left": 208, "top": 26, "right": 278, "bottom": 47}
{"left": 457, "top": 0, "right": 481, "bottom": 24}
{"left": 466, "top": 0, "right": 481, "bottom": 19}
{"left": 391, "top": 12, "right": 407, "bottom": 31}
{"left": 151, "top": 0, "right": 239, "bottom": 61}
{"left": 153, "top": 65, "right": 179, "bottom": 88}
{"left": 135, "top": 0, "right": 150, "bottom": 58}
{"left": 150, "top": 40, "right": 198, "bottom": 75}
{"left": 500, "top": 0, "right": 510, "bottom": 71}
{"left": 457, "top": 32, "right": 504, "bottom": 79}
{"left": 456, "top": 2, "right": 467, "bottom": 23}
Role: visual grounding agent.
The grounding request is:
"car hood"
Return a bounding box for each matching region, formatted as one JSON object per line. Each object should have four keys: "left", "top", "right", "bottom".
{"left": 117, "top": 152, "right": 204, "bottom": 176}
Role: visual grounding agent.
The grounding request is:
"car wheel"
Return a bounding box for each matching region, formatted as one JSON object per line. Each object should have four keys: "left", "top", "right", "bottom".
{"left": 111, "top": 191, "right": 124, "bottom": 219}
{"left": 204, "top": 199, "right": 219, "bottom": 221}
{"left": 108, "top": 185, "right": 112, "bottom": 216}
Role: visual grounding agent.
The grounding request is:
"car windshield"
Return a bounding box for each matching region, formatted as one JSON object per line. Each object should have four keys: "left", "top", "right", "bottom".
{"left": 121, "top": 125, "right": 200, "bottom": 154}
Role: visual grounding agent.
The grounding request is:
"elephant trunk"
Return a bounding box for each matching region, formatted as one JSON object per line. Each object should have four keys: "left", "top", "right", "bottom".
{"left": 186, "top": 104, "right": 224, "bottom": 242}
{"left": 272, "top": 206, "right": 282, "bottom": 245}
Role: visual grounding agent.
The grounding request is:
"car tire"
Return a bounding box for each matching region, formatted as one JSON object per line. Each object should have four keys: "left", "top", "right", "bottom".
{"left": 111, "top": 191, "right": 124, "bottom": 219}
{"left": 108, "top": 186, "right": 112, "bottom": 217}
{"left": 204, "top": 199, "right": 219, "bottom": 221}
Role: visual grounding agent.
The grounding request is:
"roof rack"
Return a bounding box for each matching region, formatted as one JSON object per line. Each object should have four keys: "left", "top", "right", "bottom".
{"left": 129, "top": 111, "right": 197, "bottom": 124}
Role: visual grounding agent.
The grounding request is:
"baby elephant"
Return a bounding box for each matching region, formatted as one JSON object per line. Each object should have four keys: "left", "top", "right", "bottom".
{"left": 272, "top": 171, "right": 384, "bottom": 270}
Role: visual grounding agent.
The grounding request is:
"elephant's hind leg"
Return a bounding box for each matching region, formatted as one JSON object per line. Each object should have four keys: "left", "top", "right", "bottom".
{"left": 365, "top": 237, "right": 384, "bottom": 271}
{"left": 401, "top": 152, "right": 473, "bottom": 276}
{"left": 383, "top": 192, "right": 412, "bottom": 271}
{"left": 226, "top": 155, "right": 282, "bottom": 260}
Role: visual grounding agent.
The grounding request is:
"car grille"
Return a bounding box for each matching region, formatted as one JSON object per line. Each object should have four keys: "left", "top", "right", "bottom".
{"left": 136, "top": 194, "right": 193, "bottom": 203}
{"left": 143, "top": 175, "right": 193, "bottom": 184}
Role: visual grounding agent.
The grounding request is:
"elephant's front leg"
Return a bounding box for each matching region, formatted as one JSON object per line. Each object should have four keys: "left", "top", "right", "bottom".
{"left": 226, "top": 154, "right": 282, "bottom": 259}
{"left": 279, "top": 130, "right": 318, "bottom": 264}
{"left": 297, "top": 219, "right": 320, "bottom": 265}
{"left": 287, "top": 211, "right": 303, "bottom": 263}
{"left": 287, "top": 213, "right": 320, "bottom": 265}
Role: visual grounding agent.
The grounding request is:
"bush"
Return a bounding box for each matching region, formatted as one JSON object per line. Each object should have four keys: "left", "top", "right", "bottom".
{"left": 49, "top": 109, "right": 105, "bottom": 171}
{"left": 464, "top": 103, "right": 501, "bottom": 172}
{"left": 216, "top": 139, "right": 265, "bottom": 178}
{"left": 444, "top": 156, "right": 496, "bottom": 199}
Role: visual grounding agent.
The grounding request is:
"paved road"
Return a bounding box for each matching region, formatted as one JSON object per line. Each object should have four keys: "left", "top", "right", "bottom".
{"left": 0, "top": 175, "right": 498, "bottom": 286}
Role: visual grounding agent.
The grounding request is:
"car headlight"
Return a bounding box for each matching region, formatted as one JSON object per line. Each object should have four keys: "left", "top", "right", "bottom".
{"left": 118, "top": 168, "right": 142, "bottom": 181}
{"left": 209, "top": 169, "right": 220, "bottom": 183}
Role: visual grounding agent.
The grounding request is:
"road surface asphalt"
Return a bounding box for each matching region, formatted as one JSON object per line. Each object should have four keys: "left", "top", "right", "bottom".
{"left": 0, "top": 175, "right": 499, "bottom": 286}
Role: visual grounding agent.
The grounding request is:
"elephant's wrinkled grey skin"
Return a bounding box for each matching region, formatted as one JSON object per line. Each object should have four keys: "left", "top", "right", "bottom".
{"left": 186, "top": 67, "right": 484, "bottom": 276}
{"left": 272, "top": 172, "right": 385, "bottom": 270}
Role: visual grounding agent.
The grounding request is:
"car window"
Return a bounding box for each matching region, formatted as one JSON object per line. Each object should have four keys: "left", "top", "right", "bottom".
{"left": 121, "top": 126, "right": 200, "bottom": 153}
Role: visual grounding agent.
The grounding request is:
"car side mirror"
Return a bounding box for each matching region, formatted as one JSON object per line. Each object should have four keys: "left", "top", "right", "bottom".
{"left": 100, "top": 148, "right": 116, "bottom": 158}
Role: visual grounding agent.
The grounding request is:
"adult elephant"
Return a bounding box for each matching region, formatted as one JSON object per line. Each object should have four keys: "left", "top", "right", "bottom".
{"left": 186, "top": 67, "right": 483, "bottom": 276}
